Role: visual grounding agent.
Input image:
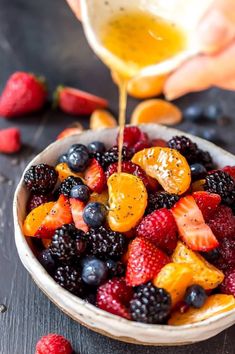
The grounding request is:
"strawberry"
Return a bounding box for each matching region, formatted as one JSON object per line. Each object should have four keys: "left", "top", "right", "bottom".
{"left": 172, "top": 196, "right": 219, "bottom": 252}
{"left": 55, "top": 86, "right": 108, "bottom": 116}
{"left": 126, "top": 237, "right": 170, "bottom": 286}
{"left": 208, "top": 205, "right": 235, "bottom": 240}
{"left": 151, "top": 138, "right": 167, "bottom": 147}
{"left": 0, "top": 72, "right": 47, "bottom": 118}
{"left": 97, "top": 277, "right": 133, "bottom": 319}
{"left": 0, "top": 127, "right": 21, "bottom": 153}
{"left": 56, "top": 126, "right": 83, "bottom": 140}
{"left": 106, "top": 161, "right": 158, "bottom": 191}
{"left": 70, "top": 198, "right": 88, "bottom": 232}
{"left": 36, "top": 195, "right": 72, "bottom": 238}
{"left": 84, "top": 158, "right": 106, "bottom": 193}
{"left": 136, "top": 208, "right": 178, "bottom": 254}
{"left": 222, "top": 166, "right": 235, "bottom": 181}
{"left": 35, "top": 333, "right": 73, "bottom": 354}
{"left": 193, "top": 191, "right": 221, "bottom": 221}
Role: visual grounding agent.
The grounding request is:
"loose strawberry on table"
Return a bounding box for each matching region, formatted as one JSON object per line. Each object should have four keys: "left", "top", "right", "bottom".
{"left": 22, "top": 128, "right": 235, "bottom": 326}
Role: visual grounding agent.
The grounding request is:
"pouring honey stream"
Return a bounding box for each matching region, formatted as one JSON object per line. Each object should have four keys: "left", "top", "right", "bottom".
{"left": 99, "top": 10, "right": 186, "bottom": 173}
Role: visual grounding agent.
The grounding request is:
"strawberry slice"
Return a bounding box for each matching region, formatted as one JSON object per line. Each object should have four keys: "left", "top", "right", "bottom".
{"left": 70, "top": 198, "right": 88, "bottom": 232}
{"left": 55, "top": 86, "right": 108, "bottom": 116}
{"left": 172, "top": 196, "right": 219, "bottom": 252}
{"left": 36, "top": 195, "right": 72, "bottom": 239}
{"left": 193, "top": 191, "right": 221, "bottom": 221}
{"left": 126, "top": 237, "right": 170, "bottom": 286}
{"left": 84, "top": 158, "right": 106, "bottom": 193}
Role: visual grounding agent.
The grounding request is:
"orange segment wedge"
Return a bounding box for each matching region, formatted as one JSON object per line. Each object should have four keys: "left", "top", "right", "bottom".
{"left": 89, "top": 191, "right": 109, "bottom": 205}
{"left": 153, "top": 263, "right": 193, "bottom": 307}
{"left": 172, "top": 241, "right": 224, "bottom": 290}
{"left": 130, "top": 99, "right": 182, "bottom": 126}
{"left": 169, "top": 294, "right": 235, "bottom": 325}
{"left": 23, "top": 202, "right": 55, "bottom": 237}
{"left": 55, "top": 163, "right": 83, "bottom": 182}
{"left": 107, "top": 172, "right": 147, "bottom": 232}
{"left": 132, "top": 147, "right": 191, "bottom": 195}
{"left": 90, "top": 109, "right": 117, "bottom": 130}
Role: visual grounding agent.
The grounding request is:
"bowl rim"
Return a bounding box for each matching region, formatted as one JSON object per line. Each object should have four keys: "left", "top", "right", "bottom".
{"left": 13, "top": 124, "right": 235, "bottom": 340}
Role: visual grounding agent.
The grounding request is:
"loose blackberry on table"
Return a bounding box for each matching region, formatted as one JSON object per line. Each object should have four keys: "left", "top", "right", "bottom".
{"left": 130, "top": 282, "right": 171, "bottom": 324}
{"left": 24, "top": 164, "right": 58, "bottom": 194}
{"left": 58, "top": 176, "right": 84, "bottom": 196}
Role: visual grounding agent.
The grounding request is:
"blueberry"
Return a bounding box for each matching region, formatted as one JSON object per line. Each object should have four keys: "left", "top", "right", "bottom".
{"left": 68, "top": 143, "right": 89, "bottom": 155}
{"left": 200, "top": 128, "right": 222, "bottom": 144}
{"left": 184, "top": 285, "right": 207, "bottom": 308}
{"left": 105, "top": 259, "right": 125, "bottom": 277}
{"left": 82, "top": 257, "right": 108, "bottom": 286}
{"left": 190, "top": 163, "right": 207, "bottom": 181}
{"left": 204, "top": 104, "right": 223, "bottom": 121}
{"left": 38, "top": 249, "right": 56, "bottom": 275}
{"left": 70, "top": 184, "right": 90, "bottom": 203}
{"left": 88, "top": 141, "right": 106, "bottom": 154}
{"left": 58, "top": 154, "right": 68, "bottom": 163}
{"left": 184, "top": 105, "right": 203, "bottom": 122}
{"left": 83, "top": 202, "right": 107, "bottom": 227}
{"left": 201, "top": 248, "right": 220, "bottom": 263}
{"left": 68, "top": 145, "right": 90, "bottom": 172}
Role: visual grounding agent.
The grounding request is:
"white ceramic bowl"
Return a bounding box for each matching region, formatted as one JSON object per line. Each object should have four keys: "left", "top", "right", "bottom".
{"left": 13, "top": 125, "right": 235, "bottom": 346}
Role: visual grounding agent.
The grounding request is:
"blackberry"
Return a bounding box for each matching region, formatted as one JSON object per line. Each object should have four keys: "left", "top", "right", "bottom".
{"left": 130, "top": 282, "right": 171, "bottom": 324}
{"left": 87, "top": 226, "right": 126, "bottom": 260}
{"left": 204, "top": 171, "right": 235, "bottom": 202}
{"left": 101, "top": 146, "right": 133, "bottom": 169}
{"left": 194, "top": 149, "right": 214, "bottom": 171}
{"left": 54, "top": 265, "right": 85, "bottom": 296}
{"left": 167, "top": 136, "right": 198, "bottom": 163}
{"left": 27, "top": 193, "right": 54, "bottom": 212}
{"left": 38, "top": 249, "right": 56, "bottom": 275}
{"left": 50, "top": 224, "right": 87, "bottom": 262}
{"left": 105, "top": 260, "right": 125, "bottom": 278}
{"left": 146, "top": 191, "right": 179, "bottom": 214}
{"left": 24, "top": 164, "right": 58, "bottom": 194}
{"left": 58, "top": 176, "right": 84, "bottom": 196}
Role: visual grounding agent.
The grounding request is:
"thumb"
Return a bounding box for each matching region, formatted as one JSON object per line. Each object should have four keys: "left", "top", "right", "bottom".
{"left": 66, "top": 0, "right": 81, "bottom": 20}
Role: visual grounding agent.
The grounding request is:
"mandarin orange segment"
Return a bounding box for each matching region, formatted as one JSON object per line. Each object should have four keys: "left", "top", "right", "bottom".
{"left": 89, "top": 191, "right": 109, "bottom": 205}
{"left": 23, "top": 202, "right": 55, "bottom": 237}
{"left": 153, "top": 263, "right": 193, "bottom": 307}
{"left": 168, "top": 294, "right": 235, "bottom": 326}
{"left": 132, "top": 147, "right": 191, "bottom": 195}
{"left": 90, "top": 109, "right": 117, "bottom": 130}
{"left": 55, "top": 163, "right": 83, "bottom": 182}
{"left": 172, "top": 241, "right": 224, "bottom": 290}
{"left": 107, "top": 172, "right": 147, "bottom": 232}
{"left": 130, "top": 99, "right": 182, "bottom": 126}
{"left": 191, "top": 179, "right": 205, "bottom": 192}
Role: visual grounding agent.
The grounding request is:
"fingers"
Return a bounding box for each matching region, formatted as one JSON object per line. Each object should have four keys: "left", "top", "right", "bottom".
{"left": 164, "top": 40, "right": 235, "bottom": 99}
{"left": 66, "top": 0, "right": 81, "bottom": 20}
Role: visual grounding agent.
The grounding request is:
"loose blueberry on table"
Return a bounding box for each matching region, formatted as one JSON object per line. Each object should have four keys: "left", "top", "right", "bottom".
{"left": 22, "top": 126, "right": 235, "bottom": 325}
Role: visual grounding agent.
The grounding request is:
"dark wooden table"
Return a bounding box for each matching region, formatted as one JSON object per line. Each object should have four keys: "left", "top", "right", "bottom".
{"left": 0, "top": 1, "right": 235, "bottom": 353}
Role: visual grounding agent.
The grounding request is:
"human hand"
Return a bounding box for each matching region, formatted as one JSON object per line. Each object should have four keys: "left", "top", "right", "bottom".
{"left": 164, "top": 0, "right": 235, "bottom": 99}
{"left": 66, "top": 0, "right": 81, "bottom": 20}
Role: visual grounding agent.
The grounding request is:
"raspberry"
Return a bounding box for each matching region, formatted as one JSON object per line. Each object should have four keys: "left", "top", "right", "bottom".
{"left": 208, "top": 205, "right": 235, "bottom": 239}
{"left": 24, "top": 164, "right": 58, "bottom": 194}
{"left": 50, "top": 224, "right": 87, "bottom": 262}
{"left": 106, "top": 161, "right": 157, "bottom": 191}
{"left": 97, "top": 277, "right": 133, "bottom": 319}
{"left": 58, "top": 176, "right": 84, "bottom": 196}
{"left": 136, "top": 208, "right": 178, "bottom": 254}
{"left": 27, "top": 194, "right": 54, "bottom": 212}
{"left": 217, "top": 238, "right": 235, "bottom": 271}
{"left": 167, "top": 135, "right": 197, "bottom": 163}
{"left": 118, "top": 126, "right": 142, "bottom": 149}
{"left": 87, "top": 226, "right": 126, "bottom": 260}
{"left": 54, "top": 265, "right": 85, "bottom": 296}
{"left": 146, "top": 191, "right": 179, "bottom": 214}
{"left": 35, "top": 333, "right": 73, "bottom": 354}
{"left": 151, "top": 138, "right": 167, "bottom": 147}
{"left": 204, "top": 171, "right": 235, "bottom": 202}
{"left": 223, "top": 166, "right": 235, "bottom": 181}
{"left": 0, "top": 127, "right": 21, "bottom": 154}
{"left": 130, "top": 282, "right": 171, "bottom": 324}
{"left": 220, "top": 269, "right": 235, "bottom": 296}
{"left": 101, "top": 145, "right": 133, "bottom": 169}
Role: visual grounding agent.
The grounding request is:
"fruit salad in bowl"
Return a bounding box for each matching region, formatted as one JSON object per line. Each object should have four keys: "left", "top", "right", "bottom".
{"left": 13, "top": 124, "right": 235, "bottom": 345}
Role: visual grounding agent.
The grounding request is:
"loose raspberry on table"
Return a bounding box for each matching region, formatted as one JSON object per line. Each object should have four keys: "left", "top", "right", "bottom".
{"left": 35, "top": 333, "right": 73, "bottom": 354}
